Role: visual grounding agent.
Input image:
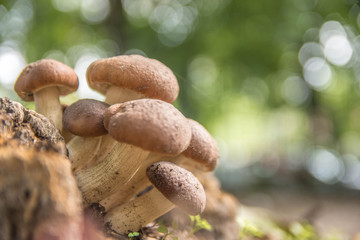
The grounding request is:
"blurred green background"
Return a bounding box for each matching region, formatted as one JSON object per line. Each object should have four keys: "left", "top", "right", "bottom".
{"left": 2, "top": 0, "right": 360, "bottom": 196}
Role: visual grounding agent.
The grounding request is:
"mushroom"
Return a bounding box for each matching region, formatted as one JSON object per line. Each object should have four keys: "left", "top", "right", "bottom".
{"left": 100, "top": 118, "right": 219, "bottom": 210}
{"left": 86, "top": 54, "right": 179, "bottom": 104}
{"left": 174, "top": 118, "right": 220, "bottom": 172}
{"left": 14, "top": 59, "right": 79, "bottom": 131}
{"left": 104, "top": 161, "right": 206, "bottom": 234}
{"left": 63, "top": 99, "right": 110, "bottom": 172}
{"left": 75, "top": 99, "right": 191, "bottom": 205}
{"left": 82, "top": 55, "right": 180, "bottom": 173}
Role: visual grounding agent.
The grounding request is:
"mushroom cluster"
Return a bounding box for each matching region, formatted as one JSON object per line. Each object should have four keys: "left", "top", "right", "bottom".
{"left": 14, "top": 55, "right": 220, "bottom": 236}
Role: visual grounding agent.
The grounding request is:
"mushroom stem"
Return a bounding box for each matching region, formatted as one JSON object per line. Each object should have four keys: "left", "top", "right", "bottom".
{"left": 104, "top": 188, "right": 174, "bottom": 234}
{"left": 34, "top": 86, "right": 62, "bottom": 131}
{"left": 100, "top": 154, "right": 176, "bottom": 210}
{"left": 105, "top": 86, "right": 145, "bottom": 105}
{"left": 67, "top": 136, "right": 102, "bottom": 173}
{"left": 99, "top": 168, "right": 149, "bottom": 211}
{"left": 100, "top": 152, "right": 211, "bottom": 211}
{"left": 75, "top": 143, "right": 149, "bottom": 204}
{"left": 67, "top": 134, "right": 117, "bottom": 173}
{"left": 82, "top": 134, "right": 118, "bottom": 169}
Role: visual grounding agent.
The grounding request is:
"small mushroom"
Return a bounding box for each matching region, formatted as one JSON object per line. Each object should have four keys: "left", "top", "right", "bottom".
{"left": 75, "top": 99, "right": 191, "bottom": 204}
{"left": 63, "top": 99, "right": 109, "bottom": 138}
{"left": 14, "top": 59, "right": 79, "bottom": 131}
{"left": 100, "top": 118, "right": 219, "bottom": 210}
{"left": 104, "top": 161, "right": 206, "bottom": 234}
{"left": 175, "top": 118, "right": 220, "bottom": 172}
{"left": 63, "top": 99, "right": 110, "bottom": 172}
{"left": 86, "top": 54, "right": 179, "bottom": 104}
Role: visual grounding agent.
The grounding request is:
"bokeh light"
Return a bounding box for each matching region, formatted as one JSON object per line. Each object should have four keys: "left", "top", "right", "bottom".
{"left": 319, "top": 21, "right": 347, "bottom": 46}
{"left": 298, "top": 42, "right": 324, "bottom": 66}
{"left": 323, "top": 35, "right": 353, "bottom": 66}
{"left": 74, "top": 54, "right": 104, "bottom": 100}
{"left": 0, "top": 47, "right": 26, "bottom": 87}
{"left": 303, "top": 57, "right": 332, "bottom": 91}
{"left": 81, "top": 0, "right": 110, "bottom": 24}
{"left": 306, "top": 148, "right": 345, "bottom": 184}
{"left": 341, "top": 154, "right": 360, "bottom": 190}
{"left": 52, "top": 0, "right": 80, "bottom": 12}
{"left": 188, "top": 56, "right": 218, "bottom": 90}
{"left": 52, "top": 0, "right": 110, "bottom": 24}
{"left": 122, "top": 0, "right": 201, "bottom": 46}
{"left": 122, "top": 0, "right": 154, "bottom": 26}
{"left": 281, "top": 76, "right": 311, "bottom": 106}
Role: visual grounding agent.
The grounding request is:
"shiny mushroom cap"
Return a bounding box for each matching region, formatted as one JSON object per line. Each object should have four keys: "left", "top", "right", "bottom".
{"left": 14, "top": 59, "right": 78, "bottom": 101}
{"left": 106, "top": 99, "right": 191, "bottom": 155}
{"left": 182, "top": 119, "right": 220, "bottom": 171}
{"left": 146, "top": 161, "right": 206, "bottom": 215}
{"left": 63, "top": 99, "right": 109, "bottom": 137}
{"left": 86, "top": 55, "right": 179, "bottom": 103}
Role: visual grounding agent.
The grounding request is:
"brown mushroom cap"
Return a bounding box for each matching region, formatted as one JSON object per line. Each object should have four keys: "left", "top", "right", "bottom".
{"left": 107, "top": 99, "right": 191, "bottom": 155}
{"left": 86, "top": 55, "right": 179, "bottom": 103}
{"left": 63, "top": 99, "right": 109, "bottom": 137}
{"left": 103, "top": 103, "right": 123, "bottom": 131}
{"left": 14, "top": 59, "right": 78, "bottom": 101}
{"left": 146, "top": 161, "right": 206, "bottom": 215}
{"left": 182, "top": 119, "right": 220, "bottom": 171}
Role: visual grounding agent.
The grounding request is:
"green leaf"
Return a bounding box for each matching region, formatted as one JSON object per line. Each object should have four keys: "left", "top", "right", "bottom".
{"left": 189, "top": 215, "right": 213, "bottom": 234}
{"left": 158, "top": 225, "right": 169, "bottom": 234}
{"left": 128, "top": 231, "right": 139, "bottom": 238}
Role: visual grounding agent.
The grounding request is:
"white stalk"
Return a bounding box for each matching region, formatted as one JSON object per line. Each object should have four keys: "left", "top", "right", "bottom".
{"left": 104, "top": 188, "right": 174, "bottom": 234}
{"left": 34, "top": 86, "right": 62, "bottom": 131}
{"left": 81, "top": 134, "right": 117, "bottom": 169}
{"left": 100, "top": 154, "right": 181, "bottom": 211}
{"left": 104, "top": 86, "right": 145, "bottom": 105}
{"left": 67, "top": 136, "right": 102, "bottom": 173}
{"left": 75, "top": 143, "right": 149, "bottom": 204}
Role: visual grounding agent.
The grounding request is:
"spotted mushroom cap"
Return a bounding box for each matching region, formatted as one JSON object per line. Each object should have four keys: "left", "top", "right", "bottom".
{"left": 14, "top": 59, "right": 79, "bottom": 101}
{"left": 86, "top": 55, "right": 179, "bottom": 103}
{"left": 106, "top": 99, "right": 191, "bottom": 155}
{"left": 146, "top": 161, "right": 206, "bottom": 215}
{"left": 182, "top": 119, "right": 220, "bottom": 172}
{"left": 63, "top": 99, "right": 109, "bottom": 137}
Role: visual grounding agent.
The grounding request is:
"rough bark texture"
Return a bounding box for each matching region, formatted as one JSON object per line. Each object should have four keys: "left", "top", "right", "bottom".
{"left": 0, "top": 97, "right": 66, "bottom": 155}
{"left": 0, "top": 97, "right": 84, "bottom": 240}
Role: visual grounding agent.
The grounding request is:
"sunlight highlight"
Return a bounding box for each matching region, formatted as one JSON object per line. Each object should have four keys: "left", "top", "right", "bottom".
{"left": 307, "top": 148, "right": 344, "bottom": 184}
{"left": 323, "top": 34, "right": 353, "bottom": 66}
{"left": 74, "top": 54, "right": 105, "bottom": 100}
{"left": 303, "top": 57, "right": 332, "bottom": 91}
{"left": 0, "top": 47, "right": 26, "bottom": 86}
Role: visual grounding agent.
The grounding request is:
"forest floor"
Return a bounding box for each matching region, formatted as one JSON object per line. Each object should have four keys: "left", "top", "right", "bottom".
{"left": 236, "top": 188, "right": 360, "bottom": 239}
